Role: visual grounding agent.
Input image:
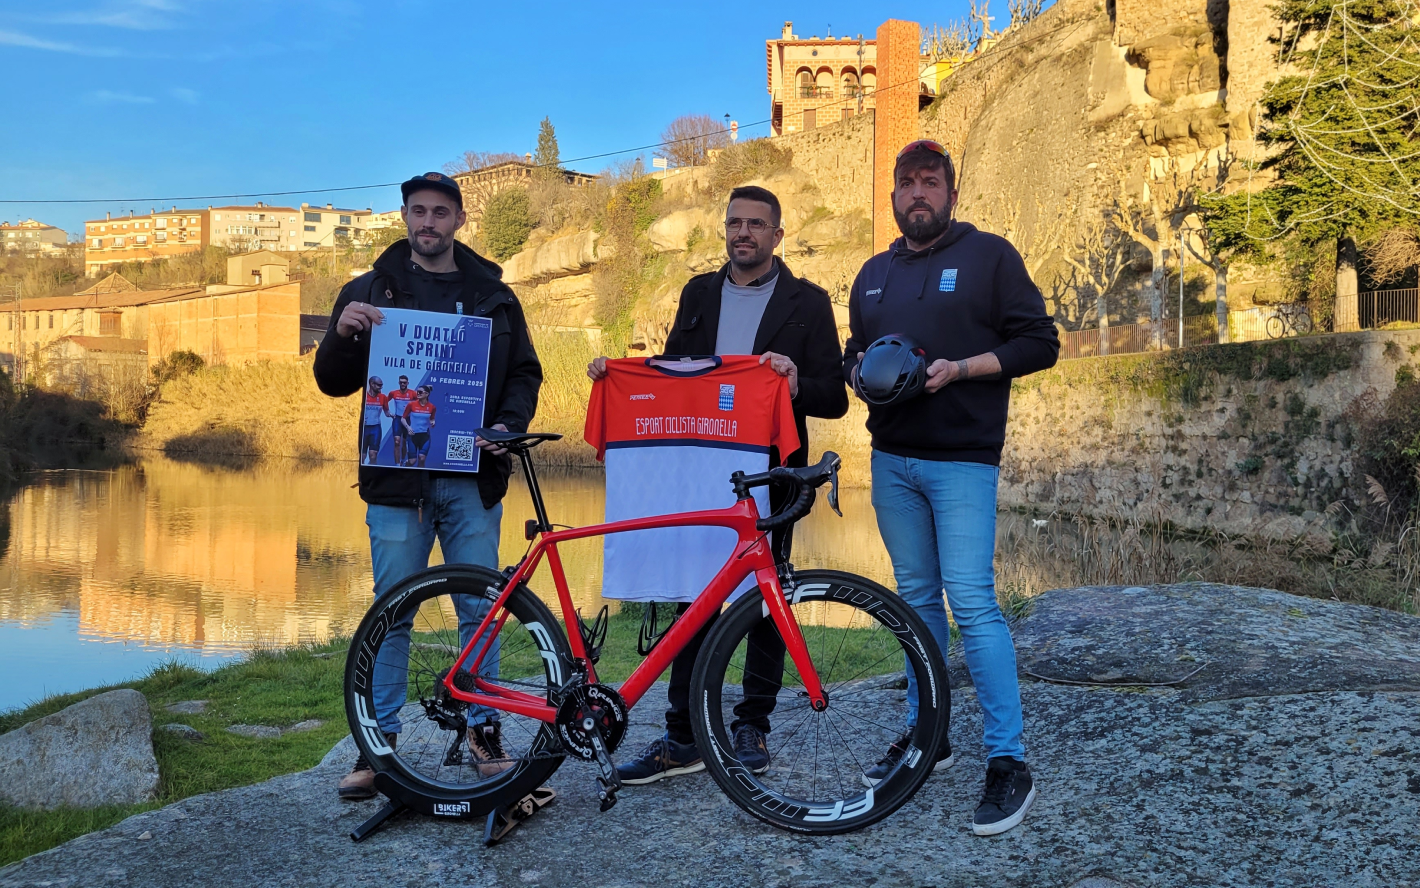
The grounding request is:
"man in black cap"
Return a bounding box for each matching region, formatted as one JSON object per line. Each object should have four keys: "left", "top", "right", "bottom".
{"left": 314, "top": 172, "right": 543, "bottom": 800}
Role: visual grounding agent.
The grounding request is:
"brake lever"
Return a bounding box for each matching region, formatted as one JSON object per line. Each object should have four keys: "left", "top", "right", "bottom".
{"left": 827, "top": 458, "right": 842, "bottom": 517}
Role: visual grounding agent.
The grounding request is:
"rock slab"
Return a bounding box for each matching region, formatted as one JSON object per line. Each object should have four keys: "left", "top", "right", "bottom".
{"left": 0, "top": 689, "right": 158, "bottom": 809}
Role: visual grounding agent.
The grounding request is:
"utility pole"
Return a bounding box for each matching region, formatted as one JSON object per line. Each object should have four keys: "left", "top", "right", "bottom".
{"left": 7, "top": 282, "right": 20, "bottom": 383}
{"left": 1179, "top": 230, "right": 1186, "bottom": 348}
{"left": 857, "top": 36, "right": 866, "bottom": 115}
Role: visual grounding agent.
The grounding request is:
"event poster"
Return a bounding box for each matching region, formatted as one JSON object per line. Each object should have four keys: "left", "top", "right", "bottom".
{"left": 361, "top": 307, "right": 492, "bottom": 473}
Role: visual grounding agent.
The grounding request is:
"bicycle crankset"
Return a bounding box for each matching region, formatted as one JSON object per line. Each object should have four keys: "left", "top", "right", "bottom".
{"left": 553, "top": 683, "right": 628, "bottom": 761}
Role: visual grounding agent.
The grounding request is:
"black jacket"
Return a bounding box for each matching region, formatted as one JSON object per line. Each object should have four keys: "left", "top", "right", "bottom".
{"left": 665, "top": 258, "right": 849, "bottom": 468}
{"left": 313, "top": 240, "right": 542, "bottom": 509}
{"left": 842, "top": 222, "right": 1059, "bottom": 465}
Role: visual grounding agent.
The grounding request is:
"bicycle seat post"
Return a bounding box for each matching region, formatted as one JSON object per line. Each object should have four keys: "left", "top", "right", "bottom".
{"left": 514, "top": 445, "right": 553, "bottom": 535}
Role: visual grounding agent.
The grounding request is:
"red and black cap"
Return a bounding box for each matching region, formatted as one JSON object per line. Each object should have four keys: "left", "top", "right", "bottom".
{"left": 401, "top": 171, "right": 463, "bottom": 207}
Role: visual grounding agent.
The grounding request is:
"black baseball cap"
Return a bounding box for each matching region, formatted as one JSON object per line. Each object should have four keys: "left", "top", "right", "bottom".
{"left": 401, "top": 172, "right": 463, "bottom": 207}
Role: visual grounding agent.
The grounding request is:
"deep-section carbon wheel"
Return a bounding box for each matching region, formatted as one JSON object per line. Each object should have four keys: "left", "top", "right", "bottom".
{"left": 690, "top": 570, "right": 949, "bottom": 834}
{"left": 344, "top": 565, "right": 569, "bottom": 816}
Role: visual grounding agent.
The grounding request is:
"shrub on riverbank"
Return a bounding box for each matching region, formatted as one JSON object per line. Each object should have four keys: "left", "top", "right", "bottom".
{"left": 0, "top": 368, "right": 127, "bottom": 485}
{"left": 0, "top": 642, "right": 351, "bottom": 867}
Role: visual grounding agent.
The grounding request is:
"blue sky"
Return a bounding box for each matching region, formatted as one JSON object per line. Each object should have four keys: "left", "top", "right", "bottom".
{"left": 0, "top": 0, "right": 973, "bottom": 236}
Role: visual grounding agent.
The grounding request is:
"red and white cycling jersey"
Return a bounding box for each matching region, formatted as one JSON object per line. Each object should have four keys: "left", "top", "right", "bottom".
{"left": 404, "top": 400, "right": 436, "bottom": 434}
{"left": 584, "top": 356, "right": 800, "bottom": 602}
{"left": 386, "top": 388, "right": 418, "bottom": 430}
{"left": 363, "top": 391, "right": 388, "bottom": 426}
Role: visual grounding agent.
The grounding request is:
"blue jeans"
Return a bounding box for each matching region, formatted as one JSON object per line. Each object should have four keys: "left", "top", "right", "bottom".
{"left": 870, "top": 450, "right": 1025, "bottom": 761}
{"left": 367, "top": 475, "right": 503, "bottom": 734}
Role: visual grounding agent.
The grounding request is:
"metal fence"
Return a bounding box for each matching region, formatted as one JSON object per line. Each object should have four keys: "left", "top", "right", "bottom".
{"left": 1058, "top": 315, "right": 1222, "bottom": 361}
{"left": 1359, "top": 288, "right": 1420, "bottom": 328}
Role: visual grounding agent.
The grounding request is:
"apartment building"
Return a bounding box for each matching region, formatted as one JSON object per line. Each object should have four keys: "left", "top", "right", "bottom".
{"left": 297, "top": 203, "right": 372, "bottom": 249}
{"left": 208, "top": 204, "right": 302, "bottom": 252}
{"left": 1, "top": 220, "right": 67, "bottom": 254}
{"left": 83, "top": 208, "right": 207, "bottom": 274}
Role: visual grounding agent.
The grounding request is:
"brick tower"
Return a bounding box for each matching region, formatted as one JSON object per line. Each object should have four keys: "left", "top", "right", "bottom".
{"left": 872, "top": 19, "right": 922, "bottom": 254}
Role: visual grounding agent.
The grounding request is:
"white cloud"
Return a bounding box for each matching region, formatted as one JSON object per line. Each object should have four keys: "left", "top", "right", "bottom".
{"left": 45, "top": 0, "right": 187, "bottom": 30}
{"left": 0, "top": 28, "right": 87, "bottom": 52}
{"left": 91, "top": 89, "right": 156, "bottom": 104}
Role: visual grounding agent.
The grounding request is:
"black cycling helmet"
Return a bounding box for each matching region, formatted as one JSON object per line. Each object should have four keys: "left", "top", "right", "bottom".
{"left": 854, "top": 334, "right": 927, "bottom": 406}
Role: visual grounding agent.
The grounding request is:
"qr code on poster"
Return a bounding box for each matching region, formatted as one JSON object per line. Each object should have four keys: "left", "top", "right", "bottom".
{"left": 445, "top": 434, "right": 476, "bottom": 463}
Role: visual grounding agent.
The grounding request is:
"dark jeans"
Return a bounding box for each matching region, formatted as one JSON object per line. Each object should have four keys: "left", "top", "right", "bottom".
{"left": 665, "top": 487, "right": 793, "bottom": 746}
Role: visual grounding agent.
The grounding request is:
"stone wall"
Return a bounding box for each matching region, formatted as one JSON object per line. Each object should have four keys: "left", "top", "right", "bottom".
{"left": 772, "top": 112, "right": 874, "bottom": 217}
{"left": 999, "top": 331, "right": 1420, "bottom": 539}
{"left": 1113, "top": 0, "right": 1209, "bottom": 46}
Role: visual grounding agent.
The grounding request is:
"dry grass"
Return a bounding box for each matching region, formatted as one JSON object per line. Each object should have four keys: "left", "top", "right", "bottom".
{"left": 142, "top": 356, "right": 357, "bottom": 461}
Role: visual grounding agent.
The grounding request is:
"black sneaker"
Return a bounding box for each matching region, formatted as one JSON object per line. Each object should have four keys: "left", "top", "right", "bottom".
{"left": 973, "top": 757, "right": 1036, "bottom": 836}
{"left": 615, "top": 736, "right": 705, "bottom": 785}
{"left": 861, "top": 727, "right": 953, "bottom": 787}
{"left": 732, "top": 724, "right": 770, "bottom": 774}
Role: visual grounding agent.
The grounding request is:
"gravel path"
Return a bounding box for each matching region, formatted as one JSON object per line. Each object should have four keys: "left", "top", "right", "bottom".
{"left": 2, "top": 584, "right": 1417, "bottom": 888}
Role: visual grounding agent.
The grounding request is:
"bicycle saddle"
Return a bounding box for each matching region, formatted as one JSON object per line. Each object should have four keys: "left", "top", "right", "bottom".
{"left": 472, "top": 428, "right": 564, "bottom": 448}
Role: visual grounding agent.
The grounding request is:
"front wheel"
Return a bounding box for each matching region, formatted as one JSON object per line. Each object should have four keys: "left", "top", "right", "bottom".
{"left": 690, "top": 570, "right": 949, "bottom": 834}
{"left": 1265, "top": 314, "right": 1286, "bottom": 339}
{"left": 1292, "top": 310, "right": 1314, "bottom": 335}
{"left": 344, "top": 565, "right": 570, "bottom": 818}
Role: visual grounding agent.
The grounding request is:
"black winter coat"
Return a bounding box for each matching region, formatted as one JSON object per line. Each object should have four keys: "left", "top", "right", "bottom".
{"left": 665, "top": 258, "right": 848, "bottom": 468}
{"left": 313, "top": 240, "right": 542, "bottom": 510}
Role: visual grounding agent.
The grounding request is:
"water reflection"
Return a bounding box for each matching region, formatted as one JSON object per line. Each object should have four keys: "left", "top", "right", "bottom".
{"left": 0, "top": 458, "right": 902, "bottom": 709}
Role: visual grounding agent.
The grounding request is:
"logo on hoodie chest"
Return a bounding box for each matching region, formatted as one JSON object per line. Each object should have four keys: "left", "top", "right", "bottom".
{"left": 939, "top": 269, "right": 958, "bottom": 292}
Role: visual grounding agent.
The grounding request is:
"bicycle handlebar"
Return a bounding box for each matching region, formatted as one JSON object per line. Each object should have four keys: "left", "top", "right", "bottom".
{"left": 731, "top": 451, "right": 843, "bottom": 532}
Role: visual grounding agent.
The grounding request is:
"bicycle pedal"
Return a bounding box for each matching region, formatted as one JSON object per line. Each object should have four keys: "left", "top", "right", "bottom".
{"left": 596, "top": 777, "right": 619, "bottom": 813}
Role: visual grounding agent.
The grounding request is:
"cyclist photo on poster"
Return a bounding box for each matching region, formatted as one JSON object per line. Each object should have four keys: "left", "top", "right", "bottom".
{"left": 361, "top": 306, "right": 493, "bottom": 472}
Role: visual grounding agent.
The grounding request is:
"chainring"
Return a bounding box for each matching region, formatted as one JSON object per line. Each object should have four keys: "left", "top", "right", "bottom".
{"left": 554, "top": 683, "right": 628, "bottom": 761}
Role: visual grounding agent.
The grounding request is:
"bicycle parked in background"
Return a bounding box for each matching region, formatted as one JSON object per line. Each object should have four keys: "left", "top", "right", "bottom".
{"left": 343, "top": 428, "right": 950, "bottom": 835}
{"left": 1266, "top": 303, "right": 1314, "bottom": 339}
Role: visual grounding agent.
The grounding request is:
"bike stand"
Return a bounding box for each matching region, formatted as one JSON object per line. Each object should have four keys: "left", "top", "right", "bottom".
{"left": 484, "top": 787, "right": 557, "bottom": 845}
{"left": 350, "top": 799, "right": 411, "bottom": 843}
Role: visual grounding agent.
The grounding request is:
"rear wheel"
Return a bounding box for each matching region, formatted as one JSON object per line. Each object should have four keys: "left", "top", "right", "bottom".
{"left": 344, "top": 565, "right": 569, "bottom": 817}
{"left": 690, "top": 570, "right": 949, "bottom": 834}
{"left": 1292, "top": 310, "right": 1314, "bottom": 335}
{"left": 1266, "top": 314, "right": 1286, "bottom": 339}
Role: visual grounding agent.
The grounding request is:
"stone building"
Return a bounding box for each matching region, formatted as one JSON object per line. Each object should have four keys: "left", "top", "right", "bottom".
{"left": 1, "top": 220, "right": 67, "bottom": 254}
{"left": 767, "top": 22, "right": 878, "bottom": 136}
{"left": 450, "top": 159, "right": 597, "bottom": 238}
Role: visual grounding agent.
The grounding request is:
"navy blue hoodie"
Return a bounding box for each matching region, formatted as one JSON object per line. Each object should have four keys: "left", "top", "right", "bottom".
{"left": 842, "top": 221, "right": 1059, "bottom": 465}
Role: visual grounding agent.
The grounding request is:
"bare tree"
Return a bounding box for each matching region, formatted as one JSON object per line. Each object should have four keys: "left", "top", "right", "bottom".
{"left": 1061, "top": 211, "right": 1131, "bottom": 352}
{"left": 1113, "top": 161, "right": 1206, "bottom": 347}
{"left": 923, "top": 21, "right": 973, "bottom": 62}
{"left": 997, "top": 194, "right": 1070, "bottom": 280}
{"left": 1365, "top": 227, "right": 1420, "bottom": 286}
{"left": 1007, "top": 0, "right": 1045, "bottom": 29}
{"left": 657, "top": 115, "right": 731, "bottom": 168}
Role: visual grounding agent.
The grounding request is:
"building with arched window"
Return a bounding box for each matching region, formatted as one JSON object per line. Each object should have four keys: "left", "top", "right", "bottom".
{"left": 767, "top": 23, "right": 877, "bottom": 136}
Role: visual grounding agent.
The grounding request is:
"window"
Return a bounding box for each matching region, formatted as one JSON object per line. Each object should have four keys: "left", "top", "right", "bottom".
{"left": 304, "top": 241, "right": 319, "bottom": 247}
{"left": 99, "top": 312, "right": 121, "bottom": 336}
{"left": 188, "top": 217, "right": 198, "bottom": 224}
{"left": 156, "top": 218, "right": 166, "bottom": 229}
{"left": 304, "top": 225, "right": 316, "bottom": 232}
{"left": 304, "top": 212, "right": 321, "bottom": 223}
{"left": 339, "top": 215, "right": 352, "bottom": 225}
{"left": 214, "top": 214, "right": 222, "bottom": 221}
{"left": 288, "top": 216, "right": 297, "bottom": 222}
{"left": 5, "top": 315, "right": 9, "bottom": 331}
{"left": 91, "top": 238, "right": 102, "bottom": 248}
{"left": 114, "top": 236, "right": 125, "bottom": 246}
{"left": 155, "top": 232, "right": 166, "bottom": 242}
{"left": 136, "top": 235, "right": 147, "bottom": 244}
{"left": 48, "top": 313, "right": 53, "bottom": 329}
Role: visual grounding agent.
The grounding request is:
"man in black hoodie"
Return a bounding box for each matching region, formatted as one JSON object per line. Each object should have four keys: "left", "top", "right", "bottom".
{"left": 314, "top": 172, "right": 542, "bottom": 800}
{"left": 843, "top": 141, "right": 1059, "bottom": 836}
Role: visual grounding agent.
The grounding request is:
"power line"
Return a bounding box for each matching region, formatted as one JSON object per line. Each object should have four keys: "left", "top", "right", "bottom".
{"left": 0, "top": 60, "right": 942, "bottom": 208}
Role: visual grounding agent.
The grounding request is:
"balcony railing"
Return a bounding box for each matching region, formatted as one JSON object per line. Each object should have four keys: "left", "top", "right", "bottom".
{"left": 798, "top": 86, "right": 831, "bottom": 99}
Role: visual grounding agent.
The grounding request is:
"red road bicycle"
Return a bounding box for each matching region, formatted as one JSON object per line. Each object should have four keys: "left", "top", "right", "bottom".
{"left": 343, "top": 429, "right": 949, "bottom": 835}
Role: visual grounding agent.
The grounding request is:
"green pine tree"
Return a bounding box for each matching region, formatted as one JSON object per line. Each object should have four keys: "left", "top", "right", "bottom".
{"left": 1204, "top": 0, "right": 1420, "bottom": 256}
{"left": 482, "top": 188, "right": 534, "bottom": 261}
{"left": 533, "top": 117, "right": 560, "bottom": 179}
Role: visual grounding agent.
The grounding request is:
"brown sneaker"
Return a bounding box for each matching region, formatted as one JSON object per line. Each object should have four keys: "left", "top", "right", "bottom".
{"left": 337, "top": 732, "right": 395, "bottom": 800}
{"left": 467, "top": 720, "right": 513, "bottom": 778}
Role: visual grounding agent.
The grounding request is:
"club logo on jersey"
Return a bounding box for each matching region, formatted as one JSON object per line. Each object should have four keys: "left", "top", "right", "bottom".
{"left": 939, "top": 269, "right": 958, "bottom": 292}
{"left": 718, "top": 384, "right": 735, "bottom": 411}
{"left": 629, "top": 393, "right": 656, "bottom": 401}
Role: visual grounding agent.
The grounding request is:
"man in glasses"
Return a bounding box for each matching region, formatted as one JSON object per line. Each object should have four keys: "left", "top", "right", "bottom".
{"left": 587, "top": 184, "right": 848, "bottom": 784}
{"left": 843, "top": 140, "right": 1059, "bottom": 835}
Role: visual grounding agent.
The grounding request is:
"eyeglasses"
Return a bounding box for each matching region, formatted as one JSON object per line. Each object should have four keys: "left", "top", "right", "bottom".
{"left": 724, "top": 217, "right": 775, "bottom": 234}
{"left": 896, "top": 139, "right": 948, "bottom": 161}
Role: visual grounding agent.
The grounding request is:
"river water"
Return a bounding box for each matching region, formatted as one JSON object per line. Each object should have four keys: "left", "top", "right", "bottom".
{"left": 0, "top": 457, "right": 918, "bottom": 712}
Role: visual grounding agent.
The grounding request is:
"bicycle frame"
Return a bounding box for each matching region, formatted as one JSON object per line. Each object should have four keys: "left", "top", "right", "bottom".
{"left": 440, "top": 495, "right": 827, "bottom": 722}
